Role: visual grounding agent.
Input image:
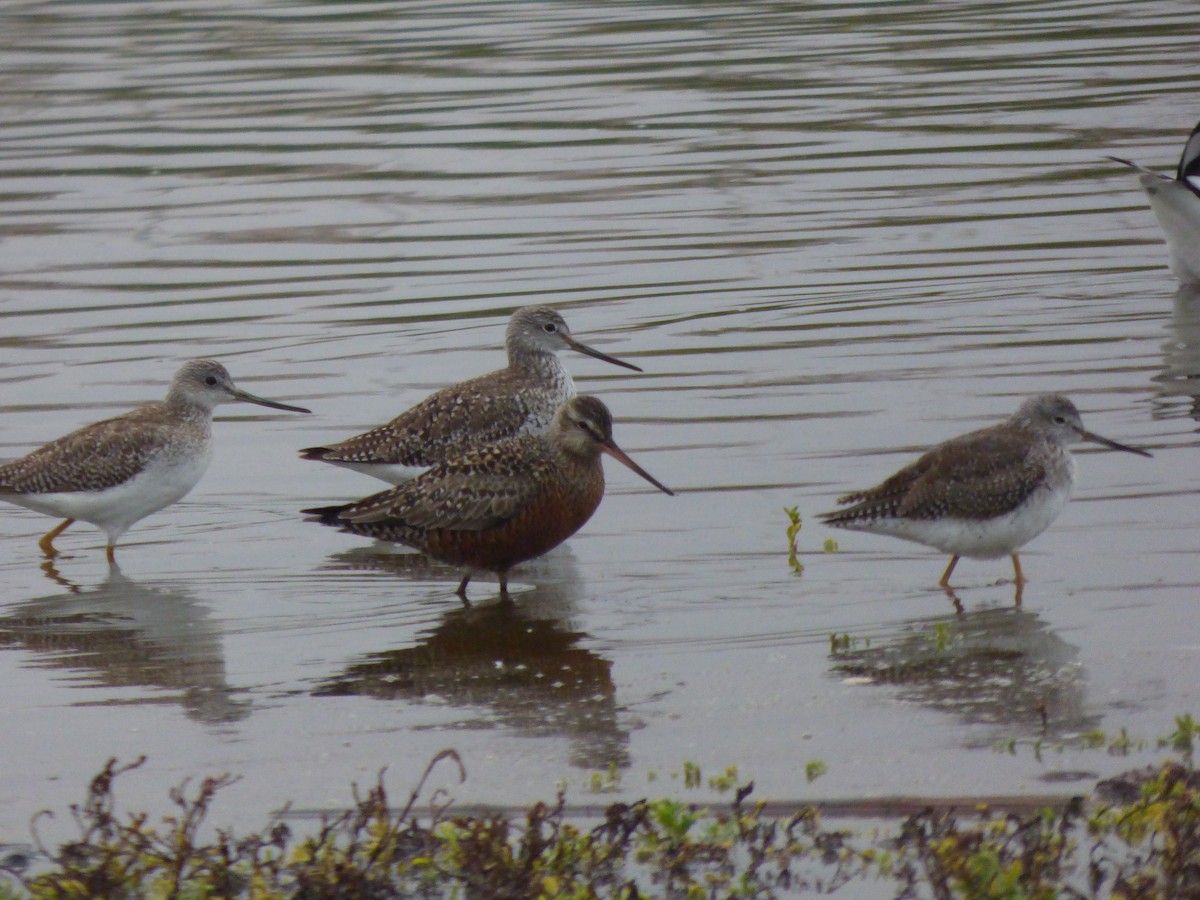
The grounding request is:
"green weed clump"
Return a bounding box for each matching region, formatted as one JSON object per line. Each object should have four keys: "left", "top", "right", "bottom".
{"left": 7, "top": 754, "right": 868, "bottom": 899}
{"left": 6, "top": 724, "right": 1200, "bottom": 898}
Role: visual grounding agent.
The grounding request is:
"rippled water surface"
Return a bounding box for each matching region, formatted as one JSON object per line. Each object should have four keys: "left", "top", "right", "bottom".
{"left": 2, "top": 0, "right": 1199, "bottom": 834}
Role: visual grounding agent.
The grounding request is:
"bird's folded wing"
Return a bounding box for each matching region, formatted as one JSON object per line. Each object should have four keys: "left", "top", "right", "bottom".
{"left": 0, "top": 410, "right": 170, "bottom": 495}
{"left": 339, "top": 444, "right": 549, "bottom": 531}
{"left": 311, "top": 374, "right": 533, "bottom": 467}
{"left": 895, "top": 433, "right": 1047, "bottom": 521}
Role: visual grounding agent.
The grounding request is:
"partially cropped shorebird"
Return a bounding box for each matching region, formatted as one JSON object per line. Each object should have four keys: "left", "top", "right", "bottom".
{"left": 300, "top": 306, "right": 642, "bottom": 484}
{"left": 1109, "top": 120, "right": 1200, "bottom": 284}
{"left": 0, "top": 359, "right": 310, "bottom": 561}
{"left": 304, "top": 395, "right": 674, "bottom": 601}
{"left": 819, "top": 394, "right": 1151, "bottom": 591}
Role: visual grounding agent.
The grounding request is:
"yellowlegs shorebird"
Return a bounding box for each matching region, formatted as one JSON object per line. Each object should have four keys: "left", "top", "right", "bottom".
{"left": 0, "top": 359, "right": 310, "bottom": 561}
{"left": 305, "top": 395, "right": 673, "bottom": 601}
{"left": 1109, "top": 120, "right": 1200, "bottom": 284}
{"left": 300, "top": 306, "right": 642, "bottom": 484}
{"left": 819, "top": 394, "right": 1151, "bottom": 590}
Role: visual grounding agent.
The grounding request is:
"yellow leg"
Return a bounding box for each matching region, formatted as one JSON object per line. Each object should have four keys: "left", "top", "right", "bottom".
{"left": 106, "top": 544, "right": 117, "bottom": 564}
{"left": 1010, "top": 554, "right": 1026, "bottom": 585}
{"left": 38, "top": 519, "right": 74, "bottom": 557}
{"left": 938, "top": 555, "right": 960, "bottom": 587}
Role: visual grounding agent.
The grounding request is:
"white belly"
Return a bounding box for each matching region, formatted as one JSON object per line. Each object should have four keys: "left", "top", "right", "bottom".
{"left": 2, "top": 445, "right": 212, "bottom": 543}
{"left": 322, "top": 459, "right": 427, "bottom": 485}
{"left": 842, "top": 484, "right": 1072, "bottom": 560}
{"left": 1140, "top": 174, "right": 1200, "bottom": 284}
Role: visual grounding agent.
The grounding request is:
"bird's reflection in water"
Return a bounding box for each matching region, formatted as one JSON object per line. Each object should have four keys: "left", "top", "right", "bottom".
{"left": 314, "top": 546, "right": 630, "bottom": 770}
{"left": 0, "top": 561, "right": 250, "bottom": 726}
{"left": 830, "top": 605, "right": 1097, "bottom": 746}
{"left": 1153, "top": 284, "right": 1200, "bottom": 421}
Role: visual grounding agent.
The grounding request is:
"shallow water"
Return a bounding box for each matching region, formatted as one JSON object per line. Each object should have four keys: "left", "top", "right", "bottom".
{"left": 1, "top": 0, "right": 1199, "bottom": 836}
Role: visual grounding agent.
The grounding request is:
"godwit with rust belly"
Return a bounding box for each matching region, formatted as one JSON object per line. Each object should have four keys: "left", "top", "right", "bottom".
{"left": 305, "top": 395, "right": 673, "bottom": 601}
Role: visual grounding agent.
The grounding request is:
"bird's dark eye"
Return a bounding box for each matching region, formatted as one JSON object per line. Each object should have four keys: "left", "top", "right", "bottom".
{"left": 205, "top": 376, "right": 218, "bottom": 386}
{"left": 1053, "top": 416, "right": 1066, "bottom": 424}
{"left": 542, "top": 322, "right": 557, "bottom": 333}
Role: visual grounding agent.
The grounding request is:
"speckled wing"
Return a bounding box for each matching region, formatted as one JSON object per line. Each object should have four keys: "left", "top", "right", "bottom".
{"left": 822, "top": 425, "right": 1047, "bottom": 523}
{"left": 302, "top": 368, "right": 544, "bottom": 467}
{"left": 0, "top": 404, "right": 178, "bottom": 495}
{"left": 338, "top": 437, "right": 555, "bottom": 532}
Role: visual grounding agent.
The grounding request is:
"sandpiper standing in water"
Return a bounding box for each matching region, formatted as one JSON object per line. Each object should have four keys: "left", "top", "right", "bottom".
{"left": 300, "top": 306, "right": 642, "bottom": 484}
{"left": 0, "top": 359, "right": 311, "bottom": 561}
{"left": 305, "top": 395, "right": 674, "bottom": 601}
{"left": 819, "top": 394, "right": 1151, "bottom": 593}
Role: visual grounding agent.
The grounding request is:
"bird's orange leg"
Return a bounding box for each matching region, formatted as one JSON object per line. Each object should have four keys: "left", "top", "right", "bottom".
{"left": 938, "top": 555, "right": 960, "bottom": 588}
{"left": 1010, "top": 554, "right": 1026, "bottom": 585}
{"left": 38, "top": 519, "right": 74, "bottom": 557}
{"left": 106, "top": 544, "right": 117, "bottom": 564}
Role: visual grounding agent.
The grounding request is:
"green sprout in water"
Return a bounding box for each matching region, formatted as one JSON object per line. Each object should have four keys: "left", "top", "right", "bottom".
{"left": 707, "top": 765, "right": 739, "bottom": 794}
{"left": 785, "top": 506, "right": 804, "bottom": 574}
{"left": 587, "top": 761, "right": 622, "bottom": 794}
{"left": 805, "top": 760, "right": 828, "bottom": 783}
{"left": 1159, "top": 712, "right": 1200, "bottom": 766}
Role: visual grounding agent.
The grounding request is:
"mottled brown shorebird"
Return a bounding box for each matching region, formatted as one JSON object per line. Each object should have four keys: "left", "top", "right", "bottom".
{"left": 819, "top": 394, "right": 1150, "bottom": 590}
{"left": 0, "top": 360, "right": 310, "bottom": 561}
{"left": 300, "top": 306, "right": 642, "bottom": 484}
{"left": 304, "top": 395, "right": 674, "bottom": 600}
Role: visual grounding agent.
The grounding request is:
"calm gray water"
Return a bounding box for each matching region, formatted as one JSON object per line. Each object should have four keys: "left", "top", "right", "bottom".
{"left": 0, "top": 0, "right": 1198, "bottom": 836}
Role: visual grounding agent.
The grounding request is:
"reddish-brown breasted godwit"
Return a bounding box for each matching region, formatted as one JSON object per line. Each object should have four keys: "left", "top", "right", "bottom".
{"left": 304, "top": 395, "right": 673, "bottom": 600}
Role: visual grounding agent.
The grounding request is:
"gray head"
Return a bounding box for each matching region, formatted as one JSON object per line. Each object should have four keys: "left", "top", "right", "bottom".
{"left": 1012, "top": 393, "right": 1150, "bottom": 456}
{"left": 552, "top": 395, "right": 674, "bottom": 495}
{"left": 166, "top": 359, "right": 311, "bottom": 414}
{"left": 505, "top": 306, "right": 642, "bottom": 372}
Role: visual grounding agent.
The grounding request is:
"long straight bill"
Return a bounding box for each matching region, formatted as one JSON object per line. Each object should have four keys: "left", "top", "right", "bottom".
{"left": 1081, "top": 429, "right": 1151, "bottom": 458}
{"left": 601, "top": 441, "right": 675, "bottom": 495}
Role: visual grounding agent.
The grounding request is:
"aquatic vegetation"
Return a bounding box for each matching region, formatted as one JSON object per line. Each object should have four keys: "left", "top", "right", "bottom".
{"left": 587, "top": 763, "right": 622, "bottom": 795}
{"left": 7, "top": 721, "right": 1200, "bottom": 897}
{"left": 784, "top": 506, "right": 803, "bottom": 574}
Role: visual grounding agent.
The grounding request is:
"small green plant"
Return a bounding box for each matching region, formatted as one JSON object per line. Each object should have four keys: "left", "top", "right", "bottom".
{"left": 707, "top": 765, "right": 739, "bottom": 793}
{"left": 649, "top": 798, "right": 700, "bottom": 846}
{"left": 805, "top": 760, "right": 828, "bottom": 784}
{"left": 930, "top": 621, "right": 953, "bottom": 652}
{"left": 829, "top": 632, "right": 870, "bottom": 654}
{"left": 682, "top": 760, "right": 702, "bottom": 790}
{"left": 785, "top": 506, "right": 804, "bottom": 573}
{"left": 823, "top": 537, "right": 839, "bottom": 552}
{"left": 1159, "top": 712, "right": 1200, "bottom": 766}
{"left": 587, "top": 761, "right": 622, "bottom": 794}
{"left": 996, "top": 725, "right": 1151, "bottom": 761}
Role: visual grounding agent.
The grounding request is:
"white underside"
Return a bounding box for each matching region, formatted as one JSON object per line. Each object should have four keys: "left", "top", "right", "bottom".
{"left": 320, "top": 458, "right": 426, "bottom": 485}
{"left": 1139, "top": 174, "right": 1200, "bottom": 284}
{"left": 1, "top": 447, "right": 212, "bottom": 545}
{"left": 837, "top": 485, "right": 1071, "bottom": 560}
